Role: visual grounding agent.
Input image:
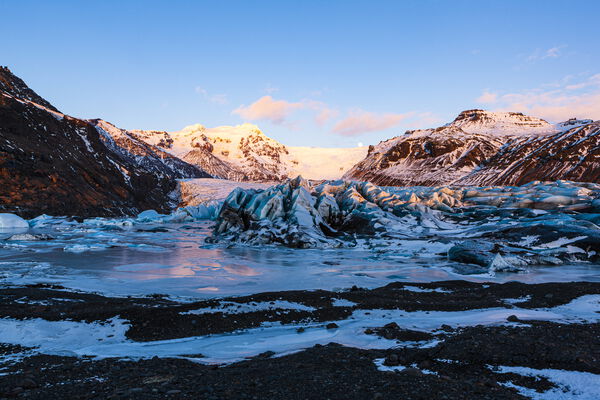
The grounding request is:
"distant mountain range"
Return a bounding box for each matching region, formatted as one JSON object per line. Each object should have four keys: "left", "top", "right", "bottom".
{"left": 102, "top": 122, "right": 367, "bottom": 182}
{"left": 0, "top": 67, "right": 598, "bottom": 217}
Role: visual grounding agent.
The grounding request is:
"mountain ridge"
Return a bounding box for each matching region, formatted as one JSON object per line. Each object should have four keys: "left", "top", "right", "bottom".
{"left": 0, "top": 67, "right": 209, "bottom": 218}
{"left": 343, "top": 110, "right": 598, "bottom": 186}
{"left": 131, "top": 123, "right": 368, "bottom": 181}
{"left": 1, "top": 66, "right": 598, "bottom": 221}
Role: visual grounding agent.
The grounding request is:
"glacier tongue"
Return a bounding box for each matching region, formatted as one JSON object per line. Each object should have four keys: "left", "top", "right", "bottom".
{"left": 207, "top": 177, "right": 600, "bottom": 272}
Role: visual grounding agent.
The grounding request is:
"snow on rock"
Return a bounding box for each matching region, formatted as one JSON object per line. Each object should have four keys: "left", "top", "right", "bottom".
{"left": 449, "top": 109, "right": 557, "bottom": 136}
{"left": 344, "top": 109, "right": 599, "bottom": 187}
{"left": 130, "top": 123, "right": 367, "bottom": 181}
{"left": 183, "top": 300, "right": 316, "bottom": 315}
{"left": 0, "top": 68, "right": 187, "bottom": 218}
{"left": 90, "top": 119, "right": 210, "bottom": 181}
{"left": 0, "top": 213, "right": 29, "bottom": 230}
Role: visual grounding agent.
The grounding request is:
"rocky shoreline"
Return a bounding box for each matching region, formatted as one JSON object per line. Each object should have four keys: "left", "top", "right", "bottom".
{"left": 1, "top": 280, "right": 599, "bottom": 399}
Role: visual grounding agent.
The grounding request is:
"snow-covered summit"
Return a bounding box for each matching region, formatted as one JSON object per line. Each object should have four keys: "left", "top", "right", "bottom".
{"left": 343, "top": 110, "right": 599, "bottom": 186}
{"left": 131, "top": 123, "right": 367, "bottom": 181}
{"left": 445, "top": 109, "right": 556, "bottom": 136}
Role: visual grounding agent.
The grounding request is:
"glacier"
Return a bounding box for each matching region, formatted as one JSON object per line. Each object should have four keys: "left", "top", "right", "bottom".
{"left": 207, "top": 178, "right": 600, "bottom": 274}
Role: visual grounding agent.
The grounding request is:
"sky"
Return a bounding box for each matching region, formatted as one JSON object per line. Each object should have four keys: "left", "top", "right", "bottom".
{"left": 1, "top": 0, "right": 599, "bottom": 147}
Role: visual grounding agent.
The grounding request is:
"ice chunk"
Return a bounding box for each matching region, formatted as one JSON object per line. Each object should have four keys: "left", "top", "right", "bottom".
{"left": 0, "top": 213, "right": 29, "bottom": 230}
{"left": 136, "top": 210, "right": 164, "bottom": 221}
{"left": 488, "top": 253, "right": 524, "bottom": 273}
{"left": 7, "top": 233, "right": 53, "bottom": 241}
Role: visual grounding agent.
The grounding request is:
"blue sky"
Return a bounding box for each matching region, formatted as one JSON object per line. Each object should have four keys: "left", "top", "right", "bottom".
{"left": 2, "top": 0, "right": 599, "bottom": 147}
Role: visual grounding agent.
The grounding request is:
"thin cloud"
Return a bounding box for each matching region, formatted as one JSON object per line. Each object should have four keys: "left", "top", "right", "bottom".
{"left": 233, "top": 96, "right": 426, "bottom": 135}
{"left": 527, "top": 45, "right": 566, "bottom": 62}
{"left": 232, "top": 96, "right": 304, "bottom": 124}
{"left": 209, "top": 94, "right": 228, "bottom": 105}
{"left": 477, "top": 91, "right": 498, "bottom": 104}
{"left": 195, "top": 86, "right": 229, "bottom": 105}
{"left": 264, "top": 84, "right": 279, "bottom": 94}
{"left": 314, "top": 107, "right": 339, "bottom": 125}
{"left": 332, "top": 110, "right": 409, "bottom": 136}
{"left": 475, "top": 73, "right": 600, "bottom": 122}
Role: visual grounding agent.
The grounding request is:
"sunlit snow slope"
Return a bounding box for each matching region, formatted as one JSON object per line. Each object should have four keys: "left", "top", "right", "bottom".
{"left": 131, "top": 123, "right": 368, "bottom": 181}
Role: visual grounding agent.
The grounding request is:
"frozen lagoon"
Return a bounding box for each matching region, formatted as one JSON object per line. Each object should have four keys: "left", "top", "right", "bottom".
{"left": 1, "top": 179, "right": 600, "bottom": 300}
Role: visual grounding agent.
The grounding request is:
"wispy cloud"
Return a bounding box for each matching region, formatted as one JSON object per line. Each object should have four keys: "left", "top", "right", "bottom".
{"left": 475, "top": 73, "right": 600, "bottom": 121}
{"left": 233, "top": 95, "right": 434, "bottom": 136}
{"left": 314, "top": 106, "right": 339, "bottom": 125}
{"left": 264, "top": 84, "right": 279, "bottom": 94}
{"left": 526, "top": 45, "right": 566, "bottom": 62}
{"left": 476, "top": 90, "right": 498, "bottom": 104}
{"left": 232, "top": 96, "right": 304, "bottom": 124}
{"left": 332, "top": 110, "right": 409, "bottom": 136}
{"left": 195, "top": 86, "right": 229, "bottom": 105}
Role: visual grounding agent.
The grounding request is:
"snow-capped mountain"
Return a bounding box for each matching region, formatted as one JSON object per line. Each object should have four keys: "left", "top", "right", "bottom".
{"left": 89, "top": 119, "right": 208, "bottom": 180}
{"left": 131, "top": 123, "right": 368, "bottom": 181}
{"left": 458, "top": 120, "right": 600, "bottom": 185}
{"left": 449, "top": 109, "right": 557, "bottom": 136}
{"left": 0, "top": 67, "right": 208, "bottom": 218}
{"left": 343, "top": 109, "right": 599, "bottom": 186}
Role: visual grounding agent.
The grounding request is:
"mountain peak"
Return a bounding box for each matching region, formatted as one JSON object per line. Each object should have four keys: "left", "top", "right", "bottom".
{"left": 448, "top": 109, "right": 555, "bottom": 136}
{"left": 0, "top": 66, "right": 59, "bottom": 112}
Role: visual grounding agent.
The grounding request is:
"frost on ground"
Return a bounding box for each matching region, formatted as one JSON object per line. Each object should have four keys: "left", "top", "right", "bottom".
{"left": 182, "top": 300, "right": 316, "bottom": 315}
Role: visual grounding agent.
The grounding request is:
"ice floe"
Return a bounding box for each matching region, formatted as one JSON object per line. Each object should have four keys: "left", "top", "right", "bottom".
{"left": 1, "top": 179, "right": 600, "bottom": 298}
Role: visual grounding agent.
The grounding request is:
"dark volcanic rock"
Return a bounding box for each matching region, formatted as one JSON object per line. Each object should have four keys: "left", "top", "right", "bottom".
{"left": 0, "top": 66, "right": 208, "bottom": 218}
{"left": 459, "top": 122, "right": 600, "bottom": 185}
{"left": 3, "top": 281, "right": 600, "bottom": 399}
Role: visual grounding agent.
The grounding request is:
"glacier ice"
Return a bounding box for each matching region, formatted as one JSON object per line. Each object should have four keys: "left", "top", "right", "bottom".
{"left": 0, "top": 213, "right": 29, "bottom": 230}
{"left": 207, "top": 177, "right": 600, "bottom": 272}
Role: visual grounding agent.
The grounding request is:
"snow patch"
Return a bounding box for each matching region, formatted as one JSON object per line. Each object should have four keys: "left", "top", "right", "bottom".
{"left": 494, "top": 365, "right": 600, "bottom": 400}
